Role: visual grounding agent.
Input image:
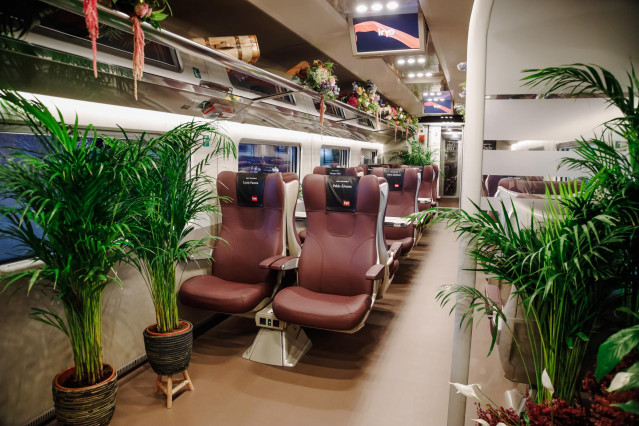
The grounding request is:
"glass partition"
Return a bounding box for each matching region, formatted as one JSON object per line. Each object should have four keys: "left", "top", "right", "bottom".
{"left": 238, "top": 142, "right": 299, "bottom": 174}
{"left": 320, "top": 147, "right": 349, "bottom": 167}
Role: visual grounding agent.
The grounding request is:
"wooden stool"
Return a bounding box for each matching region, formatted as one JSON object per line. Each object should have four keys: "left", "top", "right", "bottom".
{"left": 154, "top": 370, "right": 194, "bottom": 408}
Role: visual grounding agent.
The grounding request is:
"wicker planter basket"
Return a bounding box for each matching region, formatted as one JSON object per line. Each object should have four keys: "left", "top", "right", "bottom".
{"left": 143, "top": 320, "right": 193, "bottom": 376}
{"left": 52, "top": 364, "right": 117, "bottom": 426}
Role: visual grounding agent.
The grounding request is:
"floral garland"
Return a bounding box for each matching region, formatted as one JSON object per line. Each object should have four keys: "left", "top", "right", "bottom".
{"left": 341, "top": 81, "right": 380, "bottom": 116}
{"left": 292, "top": 60, "right": 340, "bottom": 125}
{"left": 83, "top": 0, "right": 171, "bottom": 100}
{"left": 380, "top": 104, "right": 418, "bottom": 139}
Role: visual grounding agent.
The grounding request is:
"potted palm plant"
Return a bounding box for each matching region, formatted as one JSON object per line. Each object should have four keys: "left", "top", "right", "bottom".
{"left": 413, "top": 63, "right": 638, "bottom": 407}
{"left": 127, "top": 121, "right": 235, "bottom": 406}
{"left": 394, "top": 139, "right": 438, "bottom": 166}
{"left": 0, "top": 90, "right": 153, "bottom": 424}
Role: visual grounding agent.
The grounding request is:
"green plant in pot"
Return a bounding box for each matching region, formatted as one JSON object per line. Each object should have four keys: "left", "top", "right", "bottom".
{"left": 127, "top": 121, "right": 235, "bottom": 404}
{"left": 411, "top": 64, "right": 638, "bottom": 408}
{"left": 0, "top": 91, "right": 153, "bottom": 425}
{"left": 394, "top": 139, "right": 437, "bottom": 166}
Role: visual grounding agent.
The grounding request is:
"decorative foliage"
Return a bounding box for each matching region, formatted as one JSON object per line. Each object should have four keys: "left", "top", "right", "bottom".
{"left": 127, "top": 122, "right": 236, "bottom": 333}
{"left": 341, "top": 80, "right": 380, "bottom": 115}
{"left": 380, "top": 105, "right": 418, "bottom": 137}
{"left": 394, "top": 139, "right": 437, "bottom": 166}
{"left": 0, "top": 90, "right": 154, "bottom": 386}
{"left": 409, "top": 64, "right": 639, "bottom": 406}
{"left": 292, "top": 60, "right": 340, "bottom": 100}
{"left": 83, "top": 0, "right": 172, "bottom": 99}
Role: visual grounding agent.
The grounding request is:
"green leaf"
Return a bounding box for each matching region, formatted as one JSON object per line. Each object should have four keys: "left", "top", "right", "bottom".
{"left": 611, "top": 400, "right": 639, "bottom": 415}
{"left": 596, "top": 325, "right": 639, "bottom": 382}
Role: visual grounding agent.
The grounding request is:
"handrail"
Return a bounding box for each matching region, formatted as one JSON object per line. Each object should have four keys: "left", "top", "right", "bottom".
{"left": 41, "top": 0, "right": 385, "bottom": 124}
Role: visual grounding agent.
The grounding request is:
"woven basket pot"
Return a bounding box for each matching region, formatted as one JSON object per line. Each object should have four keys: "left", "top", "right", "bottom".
{"left": 143, "top": 320, "right": 193, "bottom": 376}
{"left": 52, "top": 364, "right": 117, "bottom": 426}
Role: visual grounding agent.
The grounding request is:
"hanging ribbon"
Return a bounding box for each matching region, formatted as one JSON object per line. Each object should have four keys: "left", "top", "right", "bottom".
{"left": 394, "top": 122, "right": 397, "bottom": 143}
{"left": 132, "top": 16, "right": 145, "bottom": 101}
{"left": 83, "top": 0, "right": 99, "bottom": 78}
{"left": 319, "top": 94, "right": 325, "bottom": 127}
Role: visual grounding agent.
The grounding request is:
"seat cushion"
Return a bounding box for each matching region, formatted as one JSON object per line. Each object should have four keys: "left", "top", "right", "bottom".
{"left": 179, "top": 275, "right": 272, "bottom": 314}
{"left": 386, "top": 236, "right": 414, "bottom": 253}
{"left": 273, "top": 287, "right": 372, "bottom": 331}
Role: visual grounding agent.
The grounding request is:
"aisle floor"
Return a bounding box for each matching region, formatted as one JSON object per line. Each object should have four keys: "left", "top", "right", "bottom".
{"left": 111, "top": 224, "right": 460, "bottom": 425}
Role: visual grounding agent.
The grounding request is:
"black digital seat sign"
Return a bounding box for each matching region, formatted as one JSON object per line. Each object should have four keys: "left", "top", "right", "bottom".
{"left": 350, "top": 13, "right": 424, "bottom": 56}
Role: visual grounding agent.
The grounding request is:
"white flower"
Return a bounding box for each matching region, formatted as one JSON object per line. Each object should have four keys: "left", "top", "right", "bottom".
{"left": 608, "top": 372, "right": 632, "bottom": 392}
{"left": 450, "top": 382, "right": 482, "bottom": 400}
{"left": 496, "top": 423, "right": 508, "bottom": 426}
{"left": 473, "top": 420, "right": 490, "bottom": 426}
{"left": 541, "top": 369, "right": 554, "bottom": 395}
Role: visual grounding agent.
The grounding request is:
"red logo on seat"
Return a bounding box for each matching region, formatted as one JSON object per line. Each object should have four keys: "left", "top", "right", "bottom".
{"left": 343, "top": 200, "right": 350, "bottom": 207}
{"left": 251, "top": 196, "right": 258, "bottom": 202}
{"left": 394, "top": 184, "right": 400, "bottom": 188}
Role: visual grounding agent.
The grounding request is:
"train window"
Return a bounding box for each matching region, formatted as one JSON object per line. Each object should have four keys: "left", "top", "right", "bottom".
{"left": 0, "top": 132, "right": 46, "bottom": 264}
{"left": 35, "top": 6, "right": 180, "bottom": 71}
{"left": 238, "top": 143, "right": 299, "bottom": 174}
{"left": 320, "top": 147, "right": 349, "bottom": 167}
{"left": 227, "top": 70, "right": 296, "bottom": 105}
{"left": 312, "top": 99, "right": 346, "bottom": 119}
{"left": 361, "top": 149, "right": 377, "bottom": 164}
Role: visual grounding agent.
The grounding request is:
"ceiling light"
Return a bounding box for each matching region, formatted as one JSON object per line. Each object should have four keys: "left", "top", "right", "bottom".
{"left": 355, "top": 4, "right": 368, "bottom": 12}
{"left": 371, "top": 3, "right": 383, "bottom": 11}
{"left": 485, "top": 95, "right": 491, "bottom": 99}
{"left": 429, "top": 92, "right": 434, "bottom": 96}
{"left": 426, "top": 72, "right": 433, "bottom": 77}
{"left": 417, "top": 57, "right": 426, "bottom": 64}
{"left": 427, "top": 98, "right": 433, "bottom": 102}
{"left": 437, "top": 92, "right": 442, "bottom": 96}
{"left": 407, "top": 73, "right": 415, "bottom": 78}
{"left": 386, "top": 1, "right": 399, "bottom": 9}
{"left": 407, "top": 58, "right": 415, "bottom": 64}
{"left": 423, "top": 92, "right": 428, "bottom": 96}
{"left": 417, "top": 72, "right": 424, "bottom": 77}
{"left": 397, "top": 59, "right": 405, "bottom": 65}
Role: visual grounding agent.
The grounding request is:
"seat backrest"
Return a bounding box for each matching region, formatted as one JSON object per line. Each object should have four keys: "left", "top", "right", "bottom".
{"left": 299, "top": 174, "right": 380, "bottom": 297}
{"left": 370, "top": 167, "right": 419, "bottom": 217}
{"left": 213, "top": 171, "right": 285, "bottom": 284}
{"left": 432, "top": 164, "right": 440, "bottom": 200}
{"left": 418, "top": 165, "right": 434, "bottom": 200}
{"left": 281, "top": 172, "right": 302, "bottom": 257}
{"left": 357, "top": 164, "right": 368, "bottom": 175}
{"left": 313, "top": 166, "right": 358, "bottom": 177}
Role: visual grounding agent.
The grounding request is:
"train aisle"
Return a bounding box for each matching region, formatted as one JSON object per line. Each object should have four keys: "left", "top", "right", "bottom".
{"left": 110, "top": 223, "right": 459, "bottom": 425}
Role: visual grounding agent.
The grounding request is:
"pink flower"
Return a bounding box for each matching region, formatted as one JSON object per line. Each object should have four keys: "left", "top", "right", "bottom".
{"left": 330, "top": 77, "right": 336, "bottom": 86}
{"left": 347, "top": 96, "right": 358, "bottom": 108}
{"left": 134, "top": 2, "right": 152, "bottom": 18}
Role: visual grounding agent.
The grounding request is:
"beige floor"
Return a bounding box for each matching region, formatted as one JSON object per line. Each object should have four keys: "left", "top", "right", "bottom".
{"left": 110, "top": 224, "right": 466, "bottom": 425}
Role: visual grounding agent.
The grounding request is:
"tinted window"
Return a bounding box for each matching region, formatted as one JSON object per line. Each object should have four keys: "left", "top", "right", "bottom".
{"left": 238, "top": 143, "right": 298, "bottom": 174}
{"left": 320, "top": 147, "right": 349, "bottom": 167}
{"left": 0, "top": 133, "right": 46, "bottom": 264}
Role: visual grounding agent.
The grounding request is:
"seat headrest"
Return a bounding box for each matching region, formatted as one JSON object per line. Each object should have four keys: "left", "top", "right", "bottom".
{"left": 370, "top": 167, "right": 419, "bottom": 192}
{"left": 422, "top": 165, "right": 434, "bottom": 182}
{"left": 218, "top": 171, "right": 284, "bottom": 208}
{"left": 303, "top": 174, "right": 380, "bottom": 215}
{"left": 313, "top": 166, "right": 358, "bottom": 176}
{"left": 281, "top": 172, "right": 299, "bottom": 183}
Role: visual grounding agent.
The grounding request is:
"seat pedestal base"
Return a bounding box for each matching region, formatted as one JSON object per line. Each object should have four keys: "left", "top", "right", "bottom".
{"left": 242, "top": 324, "right": 312, "bottom": 367}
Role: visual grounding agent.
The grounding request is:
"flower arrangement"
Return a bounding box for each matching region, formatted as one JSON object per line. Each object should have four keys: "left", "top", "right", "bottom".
{"left": 292, "top": 59, "right": 339, "bottom": 125}
{"left": 341, "top": 81, "right": 380, "bottom": 115}
{"left": 381, "top": 105, "right": 418, "bottom": 138}
{"left": 83, "top": 0, "right": 172, "bottom": 100}
{"left": 292, "top": 60, "right": 340, "bottom": 100}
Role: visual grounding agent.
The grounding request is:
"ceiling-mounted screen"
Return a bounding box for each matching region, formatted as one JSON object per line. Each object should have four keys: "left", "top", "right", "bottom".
{"left": 349, "top": 12, "right": 426, "bottom": 56}
{"left": 424, "top": 91, "right": 453, "bottom": 115}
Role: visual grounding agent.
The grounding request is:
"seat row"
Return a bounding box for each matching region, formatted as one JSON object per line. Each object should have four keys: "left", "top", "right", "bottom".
{"left": 178, "top": 166, "right": 437, "bottom": 366}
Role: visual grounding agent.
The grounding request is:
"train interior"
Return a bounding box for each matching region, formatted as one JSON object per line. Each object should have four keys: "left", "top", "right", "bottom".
{"left": 0, "top": 0, "right": 638, "bottom": 425}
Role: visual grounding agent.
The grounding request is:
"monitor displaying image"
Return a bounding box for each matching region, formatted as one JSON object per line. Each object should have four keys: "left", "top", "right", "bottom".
{"left": 349, "top": 12, "right": 426, "bottom": 56}
{"left": 424, "top": 91, "right": 453, "bottom": 115}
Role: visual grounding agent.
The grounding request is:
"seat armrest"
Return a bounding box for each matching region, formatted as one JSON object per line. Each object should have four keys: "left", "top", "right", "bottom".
{"left": 388, "top": 242, "right": 403, "bottom": 259}
{"left": 365, "top": 264, "right": 385, "bottom": 281}
{"left": 418, "top": 197, "right": 432, "bottom": 204}
{"left": 259, "top": 255, "right": 299, "bottom": 270}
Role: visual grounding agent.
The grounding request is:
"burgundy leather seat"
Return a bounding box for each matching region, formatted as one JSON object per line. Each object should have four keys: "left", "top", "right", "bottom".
{"left": 432, "top": 164, "right": 440, "bottom": 205}
{"left": 357, "top": 164, "right": 368, "bottom": 175}
{"left": 273, "top": 174, "right": 381, "bottom": 331}
{"left": 179, "top": 171, "right": 285, "bottom": 314}
{"left": 371, "top": 167, "right": 419, "bottom": 253}
{"left": 417, "top": 165, "right": 435, "bottom": 212}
